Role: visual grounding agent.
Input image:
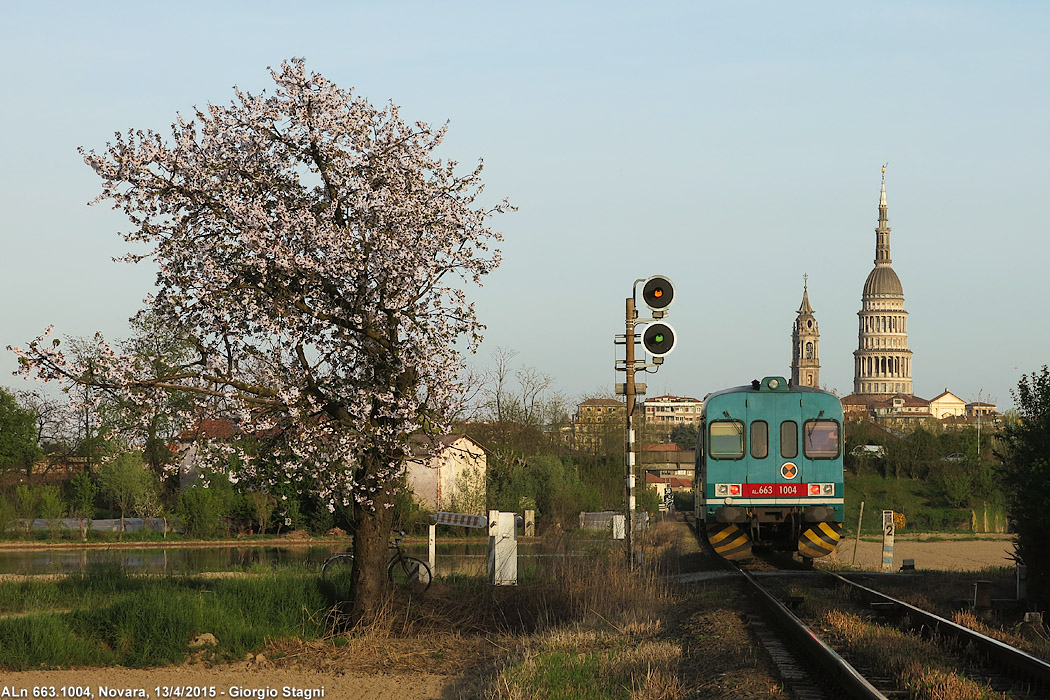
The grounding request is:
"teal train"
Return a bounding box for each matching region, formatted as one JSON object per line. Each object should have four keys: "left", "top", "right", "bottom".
{"left": 694, "top": 376, "right": 844, "bottom": 561}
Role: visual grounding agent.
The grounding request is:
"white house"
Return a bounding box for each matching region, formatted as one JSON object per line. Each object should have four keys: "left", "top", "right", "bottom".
{"left": 404, "top": 434, "right": 487, "bottom": 513}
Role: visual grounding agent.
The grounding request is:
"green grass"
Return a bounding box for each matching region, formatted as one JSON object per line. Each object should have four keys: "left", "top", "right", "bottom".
{"left": 843, "top": 473, "right": 1002, "bottom": 534}
{"left": 0, "top": 563, "right": 332, "bottom": 669}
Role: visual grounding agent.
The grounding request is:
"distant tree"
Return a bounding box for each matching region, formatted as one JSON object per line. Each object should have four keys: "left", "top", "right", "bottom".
{"left": 133, "top": 471, "right": 166, "bottom": 536}
{"left": 669, "top": 424, "right": 698, "bottom": 450}
{"left": 245, "top": 491, "right": 277, "bottom": 534}
{"left": 0, "top": 387, "right": 43, "bottom": 477}
{"left": 12, "top": 484, "right": 39, "bottom": 536}
{"left": 474, "top": 348, "right": 570, "bottom": 453}
{"left": 995, "top": 366, "right": 1050, "bottom": 605}
{"left": 16, "top": 389, "right": 70, "bottom": 455}
{"left": 11, "top": 59, "right": 507, "bottom": 625}
{"left": 98, "top": 452, "right": 150, "bottom": 537}
{"left": 68, "top": 471, "right": 98, "bottom": 540}
{"left": 37, "top": 485, "right": 66, "bottom": 539}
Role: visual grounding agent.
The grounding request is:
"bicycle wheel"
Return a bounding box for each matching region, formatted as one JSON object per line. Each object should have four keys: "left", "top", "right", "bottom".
{"left": 387, "top": 555, "right": 432, "bottom": 593}
{"left": 320, "top": 553, "right": 354, "bottom": 595}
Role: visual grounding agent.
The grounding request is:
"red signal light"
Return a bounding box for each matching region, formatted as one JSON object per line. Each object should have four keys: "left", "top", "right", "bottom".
{"left": 641, "top": 276, "right": 674, "bottom": 311}
{"left": 809, "top": 484, "right": 820, "bottom": 495}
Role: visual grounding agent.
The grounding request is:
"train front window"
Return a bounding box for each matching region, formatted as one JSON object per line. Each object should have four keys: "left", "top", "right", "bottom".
{"left": 750, "top": 421, "right": 768, "bottom": 459}
{"left": 804, "top": 419, "right": 840, "bottom": 459}
{"left": 780, "top": 421, "right": 798, "bottom": 459}
{"left": 709, "top": 420, "right": 744, "bottom": 459}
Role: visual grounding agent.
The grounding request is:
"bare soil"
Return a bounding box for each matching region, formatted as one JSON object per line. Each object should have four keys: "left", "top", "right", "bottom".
{"left": 0, "top": 536, "right": 1016, "bottom": 698}
{"left": 828, "top": 534, "right": 1015, "bottom": 571}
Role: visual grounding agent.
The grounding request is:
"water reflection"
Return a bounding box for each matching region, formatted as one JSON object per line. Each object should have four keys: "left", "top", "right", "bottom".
{"left": 0, "top": 544, "right": 348, "bottom": 575}
{"left": 0, "top": 540, "right": 549, "bottom": 577}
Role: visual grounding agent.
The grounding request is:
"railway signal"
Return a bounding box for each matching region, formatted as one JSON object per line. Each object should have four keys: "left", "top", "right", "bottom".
{"left": 642, "top": 322, "right": 677, "bottom": 357}
{"left": 641, "top": 276, "right": 675, "bottom": 314}
{"left": 615, "top": 274, "right": 679, "bottom": 567}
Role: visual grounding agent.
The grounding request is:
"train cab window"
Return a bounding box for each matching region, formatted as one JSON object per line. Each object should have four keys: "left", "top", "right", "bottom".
{"left": 804, "top": 420, "right": 840, "bottom": 459}
{"left": 709, "top": 420, "right": 745, "bottom": 459}
{"left": 750, "top": 421, "right": 768, "bottom": 459}
{"left": 780, "top": 421, "right": 798, "bottom": 459}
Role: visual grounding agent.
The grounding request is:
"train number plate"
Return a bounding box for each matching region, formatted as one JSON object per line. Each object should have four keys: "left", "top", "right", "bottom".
{"left": 744, "top": 483, "right": 807, "bottom": 497}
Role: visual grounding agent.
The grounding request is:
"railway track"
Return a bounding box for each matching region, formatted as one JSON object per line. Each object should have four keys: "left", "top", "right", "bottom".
{"left": 685, "top": 519, "right": 1050, "bottom": 698}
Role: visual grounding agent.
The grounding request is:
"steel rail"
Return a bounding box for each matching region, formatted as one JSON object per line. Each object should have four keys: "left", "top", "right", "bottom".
{"left": 832, "top": 571, "right": 1050, "bottom": 686}
{"left": 740, "top": 568, "right": 890, "bottom": 700}
{"left": 689, "top": 513, "right": 888, "bottom": 698}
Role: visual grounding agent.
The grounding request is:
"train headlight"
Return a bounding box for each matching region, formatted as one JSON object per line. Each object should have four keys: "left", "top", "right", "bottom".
{"left": 809, "top": 484, "right": 820, "bottom": 496}
{"left": 822, "top": 483, "right": 835, "bottom": 495}
{"left": 715, "top": 484, "right": 741, "bottom": 498}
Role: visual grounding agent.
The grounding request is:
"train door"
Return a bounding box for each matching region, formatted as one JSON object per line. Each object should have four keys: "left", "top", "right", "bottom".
{"left": 769, "top": 395, "right": 804, "bottom": 544}
{"left": 772, "top": 394, "right": 803, "bottom": 496}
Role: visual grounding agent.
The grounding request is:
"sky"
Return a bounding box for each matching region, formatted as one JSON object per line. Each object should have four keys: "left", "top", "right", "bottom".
{"left": 1, "top": 1, "right": 1047, "bottom": 412}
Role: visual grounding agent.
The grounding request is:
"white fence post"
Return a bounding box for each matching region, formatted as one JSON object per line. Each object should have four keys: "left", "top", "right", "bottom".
{"left": 428, "top": 523, "right": 436, "bottom": 575}
{"left": 488, "top": 510, "right": 518, "bottom": 585}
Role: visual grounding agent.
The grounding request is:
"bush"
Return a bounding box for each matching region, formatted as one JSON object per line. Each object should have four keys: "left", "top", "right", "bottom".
{"left": 176, "top": 486, "right": 230, "bottom": 538}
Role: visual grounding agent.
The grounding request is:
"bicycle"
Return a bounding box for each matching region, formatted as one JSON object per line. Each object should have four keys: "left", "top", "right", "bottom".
{"left": 320, "top": 530, "right": 432, "bottom": 593}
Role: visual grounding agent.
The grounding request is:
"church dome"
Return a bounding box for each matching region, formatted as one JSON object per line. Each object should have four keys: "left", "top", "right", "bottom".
{"left": 863, "top": 265, "right": 903, "bottom": 297}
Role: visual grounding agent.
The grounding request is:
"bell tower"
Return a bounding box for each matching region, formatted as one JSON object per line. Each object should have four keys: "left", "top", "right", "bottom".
{"left": 791, "top": 275, "right": 820, "bottom": 388}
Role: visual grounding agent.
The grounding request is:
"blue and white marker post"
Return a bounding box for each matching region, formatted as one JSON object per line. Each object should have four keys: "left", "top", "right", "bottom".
{"left": 881, "top": 510, "right": 895, "bottom": 573}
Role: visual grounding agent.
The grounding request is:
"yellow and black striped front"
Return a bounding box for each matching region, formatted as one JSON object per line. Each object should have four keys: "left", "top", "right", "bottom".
{"left": 797, "top": 521, "right": 843, "bottom": 559}
{"left": 707, "top": 523, "right": 752, "bottom": 560}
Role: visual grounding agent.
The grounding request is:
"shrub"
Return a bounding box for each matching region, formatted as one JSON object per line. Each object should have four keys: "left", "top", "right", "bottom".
{"left": 176, "top": 485, "right": 230, "bottom": 538}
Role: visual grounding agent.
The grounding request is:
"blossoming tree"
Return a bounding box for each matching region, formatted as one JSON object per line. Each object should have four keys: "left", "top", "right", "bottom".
{"left": 11, "top": 59, "right": 507, "bottom": 623}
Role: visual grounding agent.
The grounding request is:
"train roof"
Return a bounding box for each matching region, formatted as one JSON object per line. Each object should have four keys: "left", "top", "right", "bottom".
{"left": 703, "top": 376, "right": 839, "bottom": 405}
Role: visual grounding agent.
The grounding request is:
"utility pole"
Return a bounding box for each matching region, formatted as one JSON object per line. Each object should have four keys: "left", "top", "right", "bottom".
{"left": 624, "top": 295, "right": 637, "bottom": 563}
{"left": 616, "top": 276, "right": 676, "bottom": 566}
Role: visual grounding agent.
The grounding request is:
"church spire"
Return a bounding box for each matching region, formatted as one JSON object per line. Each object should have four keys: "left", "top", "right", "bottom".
{"left": 791, "top": 275, "right": 819, "bottom": 388}
{"left": 875, "top": 163, "right": 892, "bottom": 266}
{"left": 797, "top": 273, "right": 814, "bottom": 315}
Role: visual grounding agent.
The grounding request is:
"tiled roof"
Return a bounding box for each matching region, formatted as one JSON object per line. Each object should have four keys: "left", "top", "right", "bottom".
{"left": 175, "top": 419, "right": 238, "bottom": 441}
{"left": 579, "top": 398, "right": 624, "bottom": 407}
{"left": 640, "top": 443, "right": 683, "bottom": 452}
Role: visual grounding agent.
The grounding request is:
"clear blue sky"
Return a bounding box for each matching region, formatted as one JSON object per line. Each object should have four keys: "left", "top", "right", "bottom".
{"left": 2, "top": 1, "right": 1046, "bottom": 410}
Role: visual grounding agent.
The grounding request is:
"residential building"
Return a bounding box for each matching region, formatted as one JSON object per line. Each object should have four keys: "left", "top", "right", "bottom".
{"left": 571, "top": 398, "right": 625, "bottom": 452}
{"left": 639, "top": 443, "right": 695, "bottom": 491}
{"left": 404, "top": 434, "right": 487, "bottom": 513}
{"left": 640, "top": 395, "right": 703, "bottom": 428}
{"left": 967, "top": 402, "right": 997, "bottom": 420}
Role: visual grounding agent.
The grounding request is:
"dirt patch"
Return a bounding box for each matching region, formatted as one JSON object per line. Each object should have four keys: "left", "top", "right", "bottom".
{"left": 2, "top": 664, "right": 451, "bottom": 700}
{"left": 1, "top": 634, "right": 504, "bottom": 700}
{"left": 829, "top": 536, "right": 1015, "bottom": 571}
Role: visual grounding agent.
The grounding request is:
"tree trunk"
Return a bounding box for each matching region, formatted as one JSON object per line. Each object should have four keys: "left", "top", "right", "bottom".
{"left": 347, "top": 457, "right": 399, "bottom": 626}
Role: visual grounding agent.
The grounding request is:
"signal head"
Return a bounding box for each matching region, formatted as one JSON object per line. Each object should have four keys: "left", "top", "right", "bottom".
{"left": 641, "top": 276, "right": 675, "bottom": 312}
{"left": 642, "top": 322, "right": 677, "bottom": 357}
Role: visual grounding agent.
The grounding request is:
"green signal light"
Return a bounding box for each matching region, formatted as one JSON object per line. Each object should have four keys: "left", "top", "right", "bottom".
{"left": 654, "top": 334, "right": 665, "bottom": 343}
